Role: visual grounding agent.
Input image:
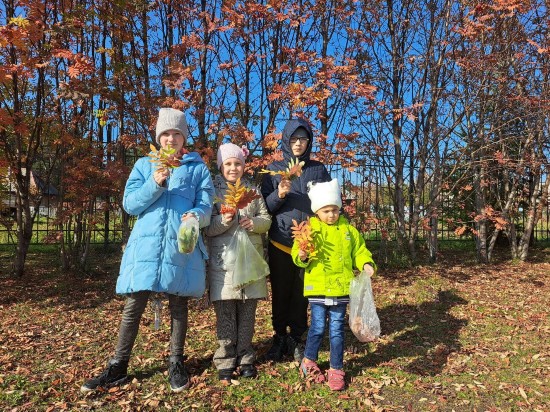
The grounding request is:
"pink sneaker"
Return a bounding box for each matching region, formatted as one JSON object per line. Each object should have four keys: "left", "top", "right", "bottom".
{"left": 327, "top": 369, "right": 345, "bottom": 391}
{"left": 299, "top": 358, "right": 326, "bottom": 383}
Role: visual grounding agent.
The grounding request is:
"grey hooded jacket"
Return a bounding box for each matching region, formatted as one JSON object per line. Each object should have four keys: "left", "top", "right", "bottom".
{"left": 204, "top": 175, "right": 271, "bottom": 301}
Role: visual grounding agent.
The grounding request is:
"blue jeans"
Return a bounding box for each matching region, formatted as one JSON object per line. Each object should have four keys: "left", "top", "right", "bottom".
{"left": 304, "top": 302, "right": 347, "bottom": 370}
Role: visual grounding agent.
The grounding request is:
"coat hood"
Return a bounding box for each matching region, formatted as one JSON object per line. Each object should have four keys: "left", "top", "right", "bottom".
{"left": 281, "top": 119, "right": 314, "bottom": 163}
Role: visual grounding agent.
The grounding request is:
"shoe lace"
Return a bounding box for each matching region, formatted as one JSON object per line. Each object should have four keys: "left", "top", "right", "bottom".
{"left": 95, "top": 364, "right": 116, "bottom": 385}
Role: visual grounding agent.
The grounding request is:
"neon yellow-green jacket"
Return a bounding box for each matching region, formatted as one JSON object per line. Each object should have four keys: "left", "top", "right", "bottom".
{"left": 291, "top": 216, "right": 376, "bottom": 297}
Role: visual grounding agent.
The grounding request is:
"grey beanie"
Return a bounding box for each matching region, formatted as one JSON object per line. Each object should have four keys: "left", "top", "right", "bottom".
{"left": 155, "top": 108, "right": 188, "bottom": 144}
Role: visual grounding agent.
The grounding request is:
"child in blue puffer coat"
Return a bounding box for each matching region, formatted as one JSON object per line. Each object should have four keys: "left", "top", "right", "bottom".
{"left": 81, "top": 108, "right": 214, "bottom": 394}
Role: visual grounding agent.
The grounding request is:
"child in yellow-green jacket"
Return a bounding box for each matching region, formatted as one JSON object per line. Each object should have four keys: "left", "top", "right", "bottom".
{"left": 291, "top": 179, "right": 376, "bottom": 391}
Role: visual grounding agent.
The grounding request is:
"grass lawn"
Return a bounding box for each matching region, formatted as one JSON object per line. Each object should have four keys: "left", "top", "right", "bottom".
{"left": 0, "top": 244, "right": 548, "bottom": 411}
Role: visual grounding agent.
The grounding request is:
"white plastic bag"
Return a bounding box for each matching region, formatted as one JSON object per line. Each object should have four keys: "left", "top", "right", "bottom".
{"left": 349, "top": 270, "right": 381, "bottom": 342}
{"left": 178, "top": 216, "right": 199, "bottom": 254}
{"left": 223, "top": 226, "right": 269, "bottom": 290}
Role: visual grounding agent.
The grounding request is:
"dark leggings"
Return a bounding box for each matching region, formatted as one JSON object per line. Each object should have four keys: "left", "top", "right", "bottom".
{"left": 114, "top": 291, "right": 188, "bottom": 362}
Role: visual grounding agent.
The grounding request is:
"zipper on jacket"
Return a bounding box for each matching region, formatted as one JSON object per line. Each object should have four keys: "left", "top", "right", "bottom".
{"left": 157, "top": 173, "right": 171, "bottom": 290}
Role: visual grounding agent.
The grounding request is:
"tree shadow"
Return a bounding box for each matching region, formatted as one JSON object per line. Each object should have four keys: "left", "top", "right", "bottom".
{"left": 347, "top": 289, "right": 468, "bottom": 377}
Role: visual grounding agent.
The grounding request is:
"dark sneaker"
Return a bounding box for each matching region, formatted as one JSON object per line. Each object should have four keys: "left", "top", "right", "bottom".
{"left": 239, "top": 364, "right": 257, "bottom": 378}
{"left": 218, "top": 368, "right": 235, "bottom": 384}
{"left": 265, "top": 334, "right": 287, "bottom": 362}
{"left": 286, "top": 336, "right": 305, "bottom": 363}
{"left": 80, "top": 359, "right": 128, "bottom": 393}
{"left": 169, "top": 358, "right": 189, "bottom": 393}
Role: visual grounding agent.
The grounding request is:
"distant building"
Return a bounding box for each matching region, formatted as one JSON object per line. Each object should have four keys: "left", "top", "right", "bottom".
{"left": 1, "top": 162, "right": 59, "bottom": 217}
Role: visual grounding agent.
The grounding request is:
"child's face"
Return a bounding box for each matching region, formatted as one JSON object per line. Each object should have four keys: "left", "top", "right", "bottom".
{"left": 221, "top": 158, "right": 244, "bottom": 183}
{"left": 289, "top": 129, "right": 309, "bottom": 157}
{"left": 159, "top": 129, "right": 185, "bottom": 152}
{"left": 316, "top": 205, "right": 340, "bottom": 225}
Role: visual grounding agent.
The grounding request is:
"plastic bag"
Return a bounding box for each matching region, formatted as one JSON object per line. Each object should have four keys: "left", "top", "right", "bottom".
{"left": 152, "top": 296, "right": 163, "bottom": 330}
{"left": 349, "top": 270, "right": 381, "bottom": 342}
{"left": 223, "top": 226, "right": 269, "bottom": 290}
{"left": 178, "top": 215, "right": 199, "bottom": 254}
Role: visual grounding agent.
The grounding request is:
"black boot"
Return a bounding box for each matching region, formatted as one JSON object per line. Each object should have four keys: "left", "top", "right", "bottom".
{"left": 239, "top": 364, "right": 258, "bottom": 378}
{"left": 265, "top": 334, "right": 287, "bottom": 362}
{"left": 286, "top": 336, "right": 305, "bottom": 363}
{"left": 168, "top": 356, "right": 190, "bottom": 393}
{"left": 218, "top": 368, "right": 235, "bottom": 383}
{"left": 80, "top": 359, "right": 128, "bottom": 393}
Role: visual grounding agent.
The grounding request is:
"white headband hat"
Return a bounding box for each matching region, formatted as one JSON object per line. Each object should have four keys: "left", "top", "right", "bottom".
{"left": 155, "top": 108, "right": 189, "bottom": 144}
{"left": 307, "top": 179, "right": 342, "bottom": 213}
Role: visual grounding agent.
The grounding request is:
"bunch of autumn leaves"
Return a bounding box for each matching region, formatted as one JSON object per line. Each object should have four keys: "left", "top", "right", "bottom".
{"left": 149, "top": 146, "right": 315, "bottom": 255}
{"left": 148, "top": 144, "right": 184, "bottom": 171}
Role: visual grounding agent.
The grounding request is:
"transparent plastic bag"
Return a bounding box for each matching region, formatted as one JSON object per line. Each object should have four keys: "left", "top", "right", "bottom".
{"left": 152, "top": 296, "right": 163, "bottom": 330}
{"left": 223, "top": 226, "right": 269, "bottom": 290}
{"left": 349, "top": 270, "right": 381, "bottom": 342}
{"left": 178, "top": 215, "right": 199, "bottom": 254}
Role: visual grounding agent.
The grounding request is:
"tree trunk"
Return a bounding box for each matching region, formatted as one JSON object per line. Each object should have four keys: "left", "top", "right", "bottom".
{"left": 473, "top": 163, "right": 489, "bottom": 263}
{"left": 13, "top": 203, "right": 33, "bottom": 277}
{"left": 517, "top": 173, "right": 550, "bottom": 261}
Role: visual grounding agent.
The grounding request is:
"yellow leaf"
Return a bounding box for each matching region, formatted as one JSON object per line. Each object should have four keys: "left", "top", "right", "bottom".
{"left": 9, "top": 16, "right": 30, "bottom": 28}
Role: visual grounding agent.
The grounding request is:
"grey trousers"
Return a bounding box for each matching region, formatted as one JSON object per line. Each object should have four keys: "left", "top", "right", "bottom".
{"left": 212, "top": 299, "right": 258, "bottom": 370}
{"left": 113, "top": 291, "right": 188, "bottom": 362}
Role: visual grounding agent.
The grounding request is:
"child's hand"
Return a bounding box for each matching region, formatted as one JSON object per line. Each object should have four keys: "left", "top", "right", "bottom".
{"left": 298, "top": 249, "right": 308, "bottom": 261}
{"left": 181, "top": 213, "right": 197, "bottom": 222}
{"left": 278, "top": 179, "right": 291, "bottom": 199}
{"left": 154, "top": 168, "right": 170, "bottom": 186}
{"left": 363, "top": 264, "right": 374, "bottom": 277}
{"left": 221, "top": 212, "right": 235, "bottom": 224}
{"left": 239, "top": 216, "right": 254, "bottom": 231}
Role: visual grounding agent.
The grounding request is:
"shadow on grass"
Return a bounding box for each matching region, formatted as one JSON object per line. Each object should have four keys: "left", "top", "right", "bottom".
{"left": 347, "top": 289, "right": 468, "bottom": 377}
{"left": 0, "top": 245, "right": 121, "bottom": 309}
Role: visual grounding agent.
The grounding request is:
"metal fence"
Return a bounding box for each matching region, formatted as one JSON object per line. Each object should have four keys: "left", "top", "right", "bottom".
{"left": 1, "top": 161, "right": 549, "bottom": 245}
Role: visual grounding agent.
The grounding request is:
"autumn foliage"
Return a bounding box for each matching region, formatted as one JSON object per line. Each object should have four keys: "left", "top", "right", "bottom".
{"left": 218, "top": 178, "right": 261, "bottom": 216}
{"left": 1, "top": 0, "right": 550, "bottom": 276}
{"left": 260, "top": 158, "right": 305, "bottom": 181}
{"left": 148, "top": 145, "right": 184, "bottom": 172}
{"left": 291, "top": 219, "right": 317, "bottom": 260}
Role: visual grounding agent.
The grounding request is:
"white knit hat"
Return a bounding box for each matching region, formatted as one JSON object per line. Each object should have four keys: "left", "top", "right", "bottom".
{"left": 307, "top": 179, "right": 342, "bottom": 213}
{"left": 155, "top": 108, "right": 188, "bottom": 144}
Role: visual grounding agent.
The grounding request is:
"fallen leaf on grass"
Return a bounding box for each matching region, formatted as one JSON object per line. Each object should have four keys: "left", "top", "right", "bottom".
{"left": 518, "top": 387, "right": 529, "bottom": 403}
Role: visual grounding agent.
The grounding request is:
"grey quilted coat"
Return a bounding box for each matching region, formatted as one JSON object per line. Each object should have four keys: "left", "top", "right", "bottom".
{"left": 204, "top": 175, "right": 271, "bottom": 301}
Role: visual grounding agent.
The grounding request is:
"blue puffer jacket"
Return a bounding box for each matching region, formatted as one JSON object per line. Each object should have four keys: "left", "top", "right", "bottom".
{"left": 261, "top": 119, "right": 331, "bottom": 248}
{"left": 116, "top": 152, "right": 214, "bottom": 297}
